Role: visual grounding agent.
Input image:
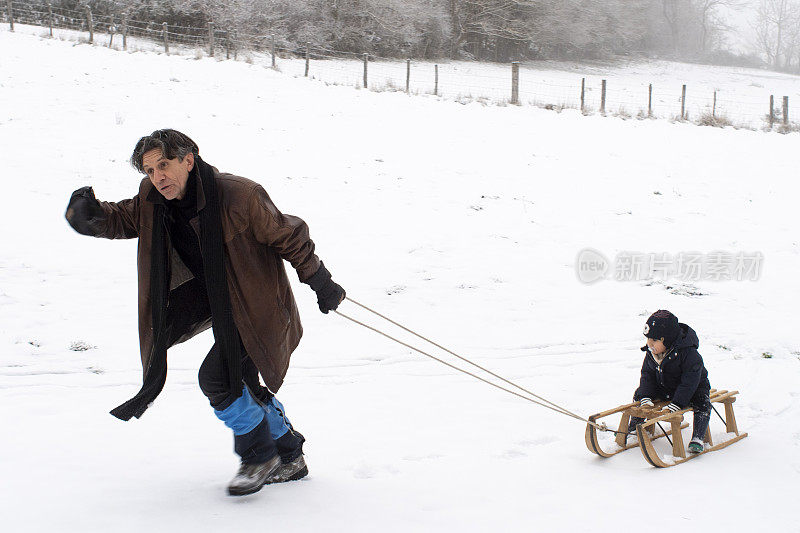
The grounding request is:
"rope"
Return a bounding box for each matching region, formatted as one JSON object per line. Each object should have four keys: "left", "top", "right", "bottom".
{"left": 346, "top": 297, "right": 587, "bottom": 420}
{"left": 656, "top": 421, "right": 673, "bottom": 447}
{"left": 334, "top": 297, "right": 610, "bottom": 432}
{"left": 711, "top": 404, "right": 727, "bottom": 425}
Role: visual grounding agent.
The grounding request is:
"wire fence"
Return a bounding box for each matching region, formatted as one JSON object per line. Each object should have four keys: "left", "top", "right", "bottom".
{"left": 3, "top": 1, "right": 799, "bottom": 133}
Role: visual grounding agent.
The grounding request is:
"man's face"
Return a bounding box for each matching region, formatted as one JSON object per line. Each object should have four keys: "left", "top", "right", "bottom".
{"left": 142, "top": 148, "right": 194, "bottom": 201}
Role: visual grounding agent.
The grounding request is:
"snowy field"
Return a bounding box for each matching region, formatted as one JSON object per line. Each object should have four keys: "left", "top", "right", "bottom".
{"left": 9, "top": 21, "right": 800, "bottom": 129}
{"left": 1, "top": 28, "right": 799, "bottom": 532}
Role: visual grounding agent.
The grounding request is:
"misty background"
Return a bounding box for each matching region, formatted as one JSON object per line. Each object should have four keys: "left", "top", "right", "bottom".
{"left": 6, "top": 1, "right": 800, "bottom": 71}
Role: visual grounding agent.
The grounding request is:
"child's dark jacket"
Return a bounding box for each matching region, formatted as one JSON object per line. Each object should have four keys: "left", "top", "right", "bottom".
{"left": 634, "top": 323, "right": 711, "bottom": 408}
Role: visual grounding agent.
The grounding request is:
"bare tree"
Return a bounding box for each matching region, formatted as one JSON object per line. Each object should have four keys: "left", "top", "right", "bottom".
{"left": 446, "top": 0, "right": 539, "bottom": 60}
{"left": 697, "top": 0, "right": 745, "bottom": 52}
{"left": 662, "top": 0, "right": 683, "bottom": 54}
{"left": 781, "top": 8, "right": 800, "bottom": 68}
{"left": 753, "top": 0, "right": 800, "bottom": 67}
{"left": 526, "top": 0, "right": 648, "bottom": 59}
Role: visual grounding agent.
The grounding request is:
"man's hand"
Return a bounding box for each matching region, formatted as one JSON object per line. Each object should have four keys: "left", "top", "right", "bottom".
{"left": 65, "top": 186, "right": 106, "bottom": 236}
{"left": 306, "top": 262, "right": 346, "bottom": 314}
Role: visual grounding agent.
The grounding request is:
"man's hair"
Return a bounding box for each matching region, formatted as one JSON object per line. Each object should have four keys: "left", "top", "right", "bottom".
{"left": 130, "top": 129, "right": 199, "bottom": 173}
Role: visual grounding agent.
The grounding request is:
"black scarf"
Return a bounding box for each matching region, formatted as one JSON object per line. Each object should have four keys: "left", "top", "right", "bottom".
{"left": 110, "top": 156, "right": 242, "bottom": 421}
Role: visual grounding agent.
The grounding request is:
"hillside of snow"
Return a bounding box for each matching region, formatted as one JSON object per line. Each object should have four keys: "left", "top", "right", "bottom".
{"left": 0, "top": 29, "right": 798, "bottom": 532}
{"left": 10, "top": 22, "right": 800, "bottom": 129}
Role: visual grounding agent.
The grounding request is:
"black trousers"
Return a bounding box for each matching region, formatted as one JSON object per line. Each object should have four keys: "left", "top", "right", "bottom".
{"left": 198, "top": 335, "right": 267, "bottom": 410}
{"left": 165, "top": 279, "right": 305, "bottom": 462}
{"left": 163, "top": 279, "right": 267, "bottom": 410}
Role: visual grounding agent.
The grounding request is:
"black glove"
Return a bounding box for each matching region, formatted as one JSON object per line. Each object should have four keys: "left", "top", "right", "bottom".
{"left": 65, "top": 186, "right": 106, "bottom": 236}
{"left": 306, "top": 262, "right": 345, "bottom": 314}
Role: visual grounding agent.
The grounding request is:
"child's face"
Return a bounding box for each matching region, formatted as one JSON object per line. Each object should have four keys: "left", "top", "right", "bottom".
{"left": 646, "top": 337, "right": 667, "bottom": 356}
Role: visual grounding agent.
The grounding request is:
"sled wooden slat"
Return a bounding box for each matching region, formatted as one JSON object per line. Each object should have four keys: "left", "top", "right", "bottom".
{"left": 628, "top": 404, "right": 670, "bottom": 418}
{"left": 723, "top": 399, "right": 739, "bottom": 434}
{"left": 613, "top": 410, "right": 631, "bottom": 447}
{"left": 670, "top": 418, "right": 686, "bottom": 458}
{"left": 710, "top": 390, "right": 737, "bottom": 402}
{"left": 591, "top": 401, "right": 638, "bottom": 419}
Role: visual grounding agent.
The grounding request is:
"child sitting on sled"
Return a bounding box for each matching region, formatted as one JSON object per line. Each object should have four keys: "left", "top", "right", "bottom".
{"left": 629, "top": 310, "right": 712, "bottom": 453}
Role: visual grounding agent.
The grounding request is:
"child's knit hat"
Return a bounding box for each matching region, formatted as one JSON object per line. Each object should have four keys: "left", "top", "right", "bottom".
{"left": 643, "top": 310, "right": 681, "bottom": 347}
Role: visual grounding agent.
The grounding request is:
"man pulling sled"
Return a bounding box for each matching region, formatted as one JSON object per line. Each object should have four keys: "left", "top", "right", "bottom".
{"left": 65, "top": 129, "right": 345, "bottom": 495}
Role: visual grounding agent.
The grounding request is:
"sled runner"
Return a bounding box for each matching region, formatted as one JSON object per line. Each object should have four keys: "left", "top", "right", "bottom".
{"left": 585, "top": 389, "right": 747, "bottom": 467}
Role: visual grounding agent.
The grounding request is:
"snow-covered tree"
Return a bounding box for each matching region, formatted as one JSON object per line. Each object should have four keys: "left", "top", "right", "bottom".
{"left": 753, "top": 0, "right": 800, "bottom": 68}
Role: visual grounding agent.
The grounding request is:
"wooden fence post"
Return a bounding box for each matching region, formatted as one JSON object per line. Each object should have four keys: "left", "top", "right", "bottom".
{"left": 48, "top": 2, "right": 53, "bottom": 37}
{"left": 208, "top": 22, "right": 214, "bottom": 57}
{"left": 783, "top": 96, "right": 789, "bottom": 125}
{"left": 85, "top": 6, "right": 93, "bottom": 43}
{"left": 108, "top": 14, "right": 114, "bottom": 48}
{"left": 122, "top": 12, "right": 128, "bottom": 50}
{"left": 648, "top": 83, "right": 653, "bottom": 117}
{"left": 406, "top": 59, "right": 411, "bottom": 93}
{"left": 600, "top": 79, "right": 606, "bottom": 114}
{"left": 712, "top": 90, "right": 717, "bottom": 118}
{"left": 580, "top": 78, "right": 585, "bottom": 113}
{"left": 230, "top": 32, "right": 236, "bottom": 59}
{"left": 304, "top": 42, "right": 310, "bottom": 76}
{"left": 270, "top": 34, "right": 276, "bottom": 68}
{"left": 434, "top": 64, "right": 438, "bottom": 96}
{"left": 769, "top": 95, "right": 774, "bottom": 128}
{"left": 511, "top": 61, "right": 519, "bottom": 105}
{"left": 681, "top": 84, "right": 687, "bottom": 119}
{"left": 6, "top": 0, "right": 13, "bottom": 31}
{"left": 362, "top": 53, "right": 368, "bottom": 88}
{"left": 162, "top": 22, "right": 168, "bottom": 54}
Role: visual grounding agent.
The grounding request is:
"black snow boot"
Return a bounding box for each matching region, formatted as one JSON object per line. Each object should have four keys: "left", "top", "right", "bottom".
{"left": 690, "top": 394, "right": 712, "bottom": 443}
{"left": 266, "top": 455, "right": 309, "bottom": 484}
{"left": 265, "top": 429, "right": 308, "bottom": 484}
{"left": 228, "top": 417, "right": 280, "bottom": 496}
{"left": 228, "top": 455, "right": 281, "bottom": 496}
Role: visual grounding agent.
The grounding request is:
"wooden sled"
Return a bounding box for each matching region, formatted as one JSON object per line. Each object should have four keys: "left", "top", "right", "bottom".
{"left": 586, "top": 389, "right": 747, "bottom": 467}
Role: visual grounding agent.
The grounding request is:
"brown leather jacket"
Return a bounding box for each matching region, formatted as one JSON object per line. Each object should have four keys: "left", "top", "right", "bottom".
{"left": 93, "top": 167, "right": 320, "bottom": 392}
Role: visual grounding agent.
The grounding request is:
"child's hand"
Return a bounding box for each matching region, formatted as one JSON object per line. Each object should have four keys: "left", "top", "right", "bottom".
{"left": 661, "top": 403, "right": 681, "bottom": 413}
{"left": 639, "top": 398, "right": 654, "bottom": 408}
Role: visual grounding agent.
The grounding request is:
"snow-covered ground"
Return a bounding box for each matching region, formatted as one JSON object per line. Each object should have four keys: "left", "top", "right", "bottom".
{"left": 10, "top": 21, "right": 800, "bottom": 129}
{"left": 1, "top": 28, "right": 799, "bottom": 532}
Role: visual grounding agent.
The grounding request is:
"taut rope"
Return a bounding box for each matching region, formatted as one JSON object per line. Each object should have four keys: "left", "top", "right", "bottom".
{"left": 335, "top": 296, "right": 613, "bottom": 433}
